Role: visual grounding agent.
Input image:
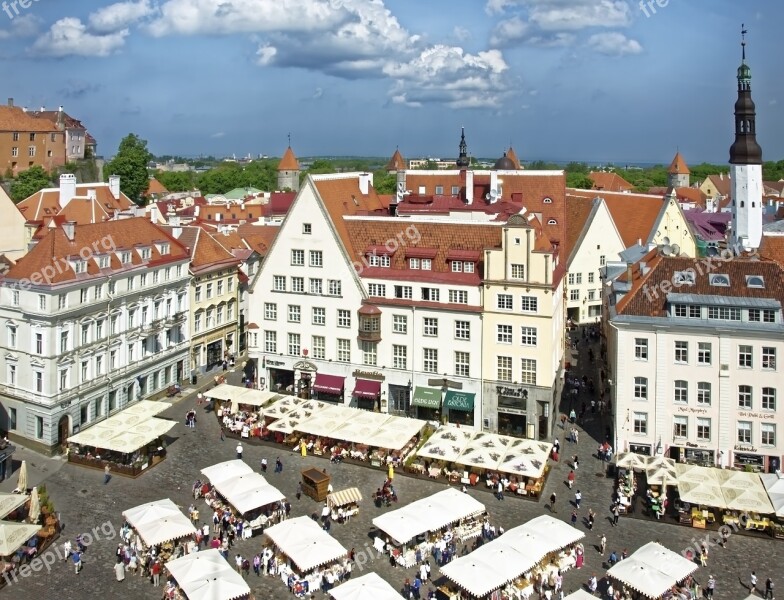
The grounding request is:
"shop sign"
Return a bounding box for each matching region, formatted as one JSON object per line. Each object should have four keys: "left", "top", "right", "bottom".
{"left": 266, "top": 360, "right": 285, "bottom": 367}
{"left": 498, "top": 408, "right": 526, "bottom": 416}
{"left": 734, "top": 444, "right": 758, "bottom": 453}
{"left": 738, "top": 411, "right": 776, "bottom": 420}
{"left": 685, "top": 442, "right": 707, "bottom": 448}
{"left": 676, "top": 406, "right": 708, "bottom": 414}
{"left": 734, "top": 453, "right": 763, "bottom": 466}
{"left": 293, "top": 360, "right": 318, "bottom": 372}
{"left": 352, "top": 370, "right": 385, "bottom": 381}
{"left": 496, "top": 386, "right": 525, "bottom": 398}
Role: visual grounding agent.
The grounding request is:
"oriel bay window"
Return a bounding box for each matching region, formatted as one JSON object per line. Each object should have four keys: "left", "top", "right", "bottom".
{"left": 357, "top": 305, "right": 381, "bottom": 342}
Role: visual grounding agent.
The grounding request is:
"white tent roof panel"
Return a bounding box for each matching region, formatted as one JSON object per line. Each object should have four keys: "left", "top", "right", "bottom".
{"left": 265, "top": 516, "right": 347, "bottom": 572}
{"left": 166, "top": 549, "right": 250, "bottom": 600}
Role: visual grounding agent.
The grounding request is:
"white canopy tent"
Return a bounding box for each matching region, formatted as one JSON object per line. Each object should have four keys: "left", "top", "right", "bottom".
{"left": 365, "top": 417, "right": 427, "bottom": 450}
{"left": 122, "top": 498, "right": 197, "bottom": 546}
{"left": 760, "top": 471, "right": 784, "bottom": 517}
{"left": 204, "top": 384, "right": 244, "bottom": 402}
{"left": 644, "top": 456, "right": 676, "bottom": 485}
{"left": 329, "top": 572, "right": 404, "bottom": 600}
{"left": 0, "top": 521, "right": 41, "bottom": 556}
{"left": 200, "top": 460, "right": 253, "bottom": 487}
{"left": 615, "top": 452, "right": 648, "bottom": 471}
{"left": 416, "top": 428, "right": 474, "bottom": 464}
{"left": 496, "top": 439, "right": 552, "bottom": 479}
{"left": 265, "top": 516, "right": 347, "bottom": 572}
{"left": 0, "top": 493, "right": 28, "bottom": 519}
{"left": 440, "top": 516, "right": 584, "bottom": 598}
{"left": 564, "top": 591, "right": 602, "bottom": 600}
{"left": 166, "top": 548, "right": 250, "bottom": 600}
{"left": 607, "top": 542, "right": 697, "bottom": 599}
{"left": 372, "top": 488, "right": 485, "bottom": 546}
{"left": 261, "top": 396, "right": 306, "bottom": 418}
{"left": 211, "top": 472, "right": 285, "bottom": 515}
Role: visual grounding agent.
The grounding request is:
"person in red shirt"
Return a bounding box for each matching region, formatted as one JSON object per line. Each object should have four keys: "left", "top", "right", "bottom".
{"left": 151, "top": 560, "right": 161, "bottom": 586}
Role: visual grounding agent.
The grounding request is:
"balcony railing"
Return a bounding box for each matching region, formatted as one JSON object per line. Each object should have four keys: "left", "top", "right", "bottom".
{"left": 357, "top": 330, "right": 381, "bottom": 343}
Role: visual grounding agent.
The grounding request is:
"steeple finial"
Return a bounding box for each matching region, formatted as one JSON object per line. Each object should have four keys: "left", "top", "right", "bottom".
{"left": 741, "top": 23, "right": 747, "bottom": 61}
{"left": 287, "top": 132, "right": 291, "bottom": 147}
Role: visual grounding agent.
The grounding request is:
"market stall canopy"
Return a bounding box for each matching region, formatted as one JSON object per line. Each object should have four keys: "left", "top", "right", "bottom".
{"left": 326, "top": 488, "right": 363, "bottom": 509}
{"left": 372, "top": 488, "right": 485, "bottom": 546}
{"left": 229, "top": 389, "right": 284, "bottom": 414}
{"left": 457, "top": 434, "right": 510, "bottom": 470}
{"left": 677, "top": 480, "right": 726, "bottom": 509}
{"left": 411, "top": 386, "right": 441, "bottom": 409}
{"left": 107, "top": 419, "right": 176, "bottom": 454}
{"left": 212, "top": 473, "right": 285, "bottom": 515}
{"left": 364, "top": 417, "right": 426, "bottom": 451}
{"left": 760, "top": 471, "right": 784, "bottom": 517}
{"left": 201, "top": 460, "right": 253, "bottom": 487}
{"left": 120, "top": 399, "right": 172, "bottom": 418}
{"left": 721, "top": 487, "right": 774, "bottom": 514}
{"left": 166, "top": 548, "right": 250, "bottom": 600}
{"left": 204, "top": 383, "right": 244, "bottom": 402}
{"left": 267, "top": 407, "right": 314, "bottom": 434}
{"left": 265, "top": 516, "right": 347, "bottom": 572}
{"left": 607, "top": 542, "right": 697, "bottom": 599}
{"left": 329, "top": 572, "right": 404, "bottom": 600}
{"left": 0, "top": 521, "right": 41, "bottom": 556}
{"left": 122, "top": 498, "right": 197, "bottom": 546}
{"left": 440, "top": 515, "right": 584, "bottom": 598}
{"left": 614, "top": 452, "right": 648, "bottom": 471}
{"left": 496, "top": 438, "right": 552, "bottom": 479}
{"left": 630, "top": 542, "right": 699, "bottom": 583}
{"left": 0, "top": 493, "right": 28, "bottom": 519}
{"left": 415, "top": 427, "right": 474, "bottom": 464}
{"left": 674, "top": 463, "right": 717, "bottom": 484}
{"left": 644, "top": 455, "right": 676, "bottom": 483}
{"left": 564, "top": 591, "right": 602, "bottom": 600}
{"left": 261, "top": 397, "right": 309, "bottom": 419}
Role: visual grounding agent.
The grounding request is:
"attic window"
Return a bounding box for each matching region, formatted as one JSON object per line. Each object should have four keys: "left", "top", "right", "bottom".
{"left": 543, "top": 197, "right": 553, "bottom": 204}
{"left": 156, "top": 242, "right": 170, "bottom": 255}
{"left": 673, "top": 271, "right": 695, "bottom": 285}
{"left": 547, "top": 219, "right": 557, "bottom": 225}
{"left": 72, "top": 260, "right": 86, "bottom": 274}
{"left": 746, "top": 275, "right": 765, "bottom": 288}
{"left": 120, "top": 251, "right": 131, "bottom": 264}
{"left": 709, "top": 274, "right": 730, "bottom": 287}
{"left": 139, "top": 247, "right": 152, "bottom": 261}
{"left": 96, "top": 255, "right": 110, "bottom": 269}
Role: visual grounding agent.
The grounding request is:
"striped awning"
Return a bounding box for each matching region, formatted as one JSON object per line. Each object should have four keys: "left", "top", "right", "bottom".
{"left": 327, "top": 487, "right": 363, "bottom": 508}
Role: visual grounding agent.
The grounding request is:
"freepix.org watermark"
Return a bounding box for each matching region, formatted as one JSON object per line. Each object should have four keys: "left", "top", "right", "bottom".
{"left": 1, "top": 234, "right": 117, "bottom": 291}
{"left": 351, "top": 225, "right": 421, "bottom": 275}
{"left": 639, "top": 0, "right": 671, "bottom": 18}
{"left": 2, "top": 520, "right": 117, "bottom": 587}
{"left": 2, "top": 0, "right": 42, "bottom": 21}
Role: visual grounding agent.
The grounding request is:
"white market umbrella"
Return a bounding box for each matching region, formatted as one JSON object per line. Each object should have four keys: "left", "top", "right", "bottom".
{"left": 722, "top": 487, "right": 774, "bottom": 514}
{"left": 760, "top": 472, "right": 784, "bottom": 517}
{"left": 166, "top": 549, "right": 250, "bottom": 600}
{"left": 329, "top": 572, "right": 404, "bottom": 600}
{"left": 16, "top": 461, "right": 27, "bottom": 493}
{"left": 615, "top": 452, "right": 647, "bottom": 471}
{"left": 608, "top": 558, "right": 676, "bottom": 599}
{"left": 28, "top": 487, "right": 41, "bottom": 524}
{"left": 677, "top": 480, "right": 726, "bottom": 509}
{"left": 0, "top": 522, "right": 40, "bottom": 556}
{"left": 0, "top": 493, "right": 28, "bottom": 520}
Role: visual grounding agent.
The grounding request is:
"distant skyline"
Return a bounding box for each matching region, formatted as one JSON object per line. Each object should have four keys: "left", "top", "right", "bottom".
{"left": 1, "top": 1, "right": 782, "bottom": 164}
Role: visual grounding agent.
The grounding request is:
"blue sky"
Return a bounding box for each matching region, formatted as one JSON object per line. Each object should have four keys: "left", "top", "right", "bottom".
{"left": 1, "top": 0, "right": 782, "bottom": 164}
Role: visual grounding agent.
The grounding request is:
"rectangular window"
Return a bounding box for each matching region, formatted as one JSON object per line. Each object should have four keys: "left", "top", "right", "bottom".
{"left": 60, "top": 331, "right": 68, "bottom": 353}
{"left": 454, "top": 320, "right": 470, "bottom": 340}
{"left": 291, "top": 277, "right": 304, "bottom": 293}
{"left": 451, "top": 261, "right": 463, "bottom": 273}
{"left": 708, "top": 306, "right": 741, "bottom": 321}
{"left": 409, "top": 258, "right": 419, "bottom": 270}
{"left": 697, "top": 382, "right": 711, "bottom": 405}
{"left": 309, "top": 278, "right": 323, "bottom": 295}
{"left": 634, "top": 377, "right": 648, "bottom": 400}
{"left": 762, "top": 387, "right": 776, "bottom": 411}
{"left": 312, "top": 307, "right": 326, "bottom": 326}
{"left": 588, "top": 272, "right": 595, "bottom": 284}
{"left": 393, "top": 345, "right": 407, "bottom": 370}
{"left": 570, "top": 289, "right": 580, "bottom": 301}
{"left": 273, "top": 275, "right": 286, "bottom": 291}
{"left": 421, "top": 259, "right": 431, "bottom": 271}
{"left": 291, "top": 249, "right": 305, "bottom": 266}
{"left": 288, "top": 305, "right": 301, "bottom": 323}
{"left": 633, "top": 412, "right": 648, "bottom": 434}
{"left": 309, "top": 250, "right": 323, "bottom": 267}
{"left": 689, "top": 305, "right": 701, "bottom": 318}
{"left": 448, "top": 290, "right": 468, "bottom": 304}
{"left": 674, "top": 341, "right": 688, "bottom": 363}
{"left": 8, "top": 407, "right": 16, "bottom": 430}
{"left": 674, "top": 380, "right": 688, "bottom": 403}
{"left": 635, "top": 338, "right": 648, "bottom": 360}
{"left": 423, "top": 317, "right": 438, "bottom": 337}
{"left": 738, "top": 385, "right": 752, "bottom": 409}
{"left": 264, "top": 303, "right": 277, "bottom": 320}
{"left": 762, "top": 347, "right": 776, "bottom": 370}
{"left": 128, "top": 343, "right": 135, "bottom": 362}
{"left": 497, "top": 324, "right": 513, "bottom": 344}
{"left": 697, "top": 342, "right": 712, "bottom": 365}
{"left": 96, "top": 319, "right": 104, "bottom": 339}
{"left": 673, "top": 416, "right": 688, "bottom": 438}
{"left": 111, "top": 315, "right": 119, "bottom": 334}
{"left": 737, "top": 421, "right": 752, "bottom": 444}
{"left": 194, "top": 313, "right": 201, "bottom": 332}
{"left": 738, "top": 345, "right": 753, "bottom": 368}
{"left": 11, "top": 290, "right": 19, "bottom": 306}
{"left": 38, "top": 294, "right": 46, "bottom": 310}
{"left": 368, "top": 283, "right": 386, "bottom": 297}
{"left": 7, "top": 365, "right": 15, "bottom": 386}
{"left": 394, "top": 285, "right": 413, "bottom": 299}
{"left": 423, "top": 348, "right": 438, "bottom": 373}
{"left": 568, "top": 273, "right": 575, "bottom": 285}
{"left": 96, "top": 355, "right": 104, "bottom": 375}
{"left": 511, "top": 264, "right": 525, "bottom": 279}
{"left": 421, "top": 287, "right": 439, "bottom": 301}
{"left": 7, "top": 326, "right": 16, "bottom": 349}
{"left": 58, "top": 294, "right": 67, "bottom": 309}
{"left": 217, "top": 280, "right": 224, "bottom": 296}
{"left": 588, "top": 289, "right": 596, "bottom": 301}
{"left": 497, "top": 294, "right": 513, "bottom": 310}
{"left": 521, "top": 327, "right": 537, "bottom": 346}
{"left": 454, "top": 351, "right": 470, "bottom": 377}
{"left": 393, "top": 314, "right": 407, "bottom": 334}
{"left": 110, "top": 349, "right": 117, "bottom": 369}
{"left": 194, "top": 285, "right": 201, "bottom": 302}
{"left": 287, "top": 333, "right": 301, "bottom": 356}
{"left": 367, "top": 254, "right": 391, "bottom": 267}
{"left": 94, "top": 284, "right": 103, "bottom": 300}
{"left": 599, "top": 255, "right": 606, "bottom": 266}
{"left": 59, "top": 369, "right": 68, "bottom": 391}
{"left": 337, "top": 309, "right": 351, "bottom": 328}
{"left": 761, "top": 423, "right": 776, "bottom": 446}
{"left": 328, "top": 280, "right": 342, "bottom": 296}
{"left": 360, "top": 340, "right": 377, "bottom": 366}
{"left": 520, "top": 359, "right": 537, "bottom": 385}
{"left": 264, "top": 331, "right": 277, "bottom": 353}
{"left": 303, "top": 223, "right": 312, "bottom": 234}
{"left": 497, "top": 356, "right": 512, "bottom": 382}
{"left": 312, "top": 335, "right": 325, "bottom": 360}
{"left": 520, "top": 296, "right": 538, "bottom": 313}
{"left": 337, "top": 339, "right": 351, "bottom": 363}
{"left": 35, "top": 416, "right": 43, "bottom": 439}
{"left": 696, "top": 417, "right": 711, "bottom": 441}
{"left": 35, "top": 332, "right": 43, "bottom": 354}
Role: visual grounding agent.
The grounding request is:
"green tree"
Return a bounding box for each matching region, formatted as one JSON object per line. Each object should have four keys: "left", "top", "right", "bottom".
{"left": 197, "top": 163, "right": 244, "bottom": 195}
{"left": 104, "top": 134, "right": 154, "bottom": 205}
{"left": 155, "top": 170, "right": 197, "bottom": 193}
{"left": 10, "top": 166, "right": 52, "bottom": 202}
{"left": 372, "top": 170, "right": 397, "bottom": 194}
{"left": 565, "top": 172, "right": 593, "bottom": 189}
{"left": 565, "top": 162, "right": 589, "bottom": 174}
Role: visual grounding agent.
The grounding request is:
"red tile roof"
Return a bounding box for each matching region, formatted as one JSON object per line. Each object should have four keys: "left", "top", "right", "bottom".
{"left": 17, "top": 183, "right": 134, "bottom": 225}
{"left": 159, "top": 225, "right": 240, "bottom": 275}
{"left": 268, "top": 191, "right": 296, "bottom": 214}
{"left": 506, "top": 146, "right": 522, "bottom": 170}
{"left": 564, "top": 195, "right": 595, "bottom": 261}
{"left": 277, "top": 147, "right": 299, "bottom": 171}
{"left": 33, "top": 110, "right": 88, "bottom": 131}
{"left": 759, "top": 235, "right": 784, "bottom": 268}
{"left": 589, "top": 172, "right": 633, "bottom": 193}
{"left": 386, "top": 149, "right": 405, "bottom": 171}
{"left": 145, "top": 177, "right": 169, "bottom": 196}
{"left": 668, "top": 152, "right": 690, "bottom": 175}
{"left": 704, "top": 174, "right": 732, "bottom": 198}
{"left": 2, "top": 218, "right": 189, "bottom": 285}
{"left": 0, "top": 106, "right": 59, "bottom": 132}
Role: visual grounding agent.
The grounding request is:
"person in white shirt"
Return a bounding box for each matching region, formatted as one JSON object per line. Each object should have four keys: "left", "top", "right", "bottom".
{"left": 420, "top": 563, "right": 428, "bottom": 583}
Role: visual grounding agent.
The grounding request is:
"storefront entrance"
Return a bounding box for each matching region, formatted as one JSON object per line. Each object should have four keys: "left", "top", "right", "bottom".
{"left": 312, "top": 373, "right": 345, "bottom": 404}
{"left": 733, "top": 452, "right": 764, "bottom": 472}
{"left": 206, "top": 340, "right": 223, "bottom": 369}
{"left": 353, "top": 379, "right": 381, "bottom": 411}
{"left": 444, "top": 390, "right": 475, "bottom": 427}
{"left": 269, "top": 367, "right": 294, "bottom": 393}
{"left": 669, "top": 446, "right": 715, "bottom": 466}
{"left": 628, "top": 443, "right": 652, "bottom": 456}
{"left": 411, "top": 386, "right": 441, "bottom": 421}
{"left": 498, "top": 411, "right": 527, "bottom": 438}
{"left": 57, "top": 415, "right": 70, "bottom": 449}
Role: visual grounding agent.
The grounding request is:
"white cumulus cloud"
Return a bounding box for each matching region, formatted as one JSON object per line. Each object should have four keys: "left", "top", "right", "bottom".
{"left": 31, "top": 18, "right": 128, "bottom": 57}
{"left": 0, "top": 14, "right": 41, "bottom": 39}
{"left": 587, "top": 32, "right": 642, "bottom": 56}
{"left": 89, "top": 0, "right": 155, "bottom": 33}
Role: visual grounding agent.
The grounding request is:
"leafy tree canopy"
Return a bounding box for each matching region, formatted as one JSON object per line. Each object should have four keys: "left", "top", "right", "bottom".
{"left": 104, "top": 134, "right": 153, "bottom": 205}
{"left": 10, "top": 165, "right": 52, "bottom": 202}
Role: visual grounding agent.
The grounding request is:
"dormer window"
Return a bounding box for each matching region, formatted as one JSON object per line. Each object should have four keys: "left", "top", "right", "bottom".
{"left": 547, "top": 219, "right": 557, "bottom": 225}
{"left": 543, "top": 197, "right": 553, "bottom": 204}
{"left": 451, "top": 262, "right": 463, "bottom": 273}
{"left": 119, "top": 251, "right": 131, "bottom": 264}
{"left": 421, "top": 259, "right": 432, "bottom": 271}
{"left": 96, "top": 255, "right": 110, "bottom": 269}
{"left": 139, "top": 247, "right": 152, "bottom": 261}
{"left": 674, "top": 271, "right": 695, "bottom": 285}
{"left": 409, "top": 258, "right": 420, "bottom": 270}
{"left": 464, "top": 262, "right": 475, "bottom": 273}
{"left": 746, "top": 275, "right": 765, "bottom": 288}
{"left": 72, "top": 260, "right": 86, "bottom": 274}
{"left": 156, "top": 242, "right": 170, "bottom": 255}
{"left": 367, "top": 254, "right": 390, "bottom": 268}
{"left": 709, "top": 274, "right": 730, "bottom": 287}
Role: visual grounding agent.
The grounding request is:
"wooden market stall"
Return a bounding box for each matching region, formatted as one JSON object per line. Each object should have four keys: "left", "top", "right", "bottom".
{"left": 301, "top": 468, "right": 331, "bottom": 502}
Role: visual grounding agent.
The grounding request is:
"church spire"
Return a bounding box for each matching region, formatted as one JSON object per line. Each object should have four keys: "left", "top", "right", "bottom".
{"left": 730, "top": 23, "right": 762, "bottom": 165}
{"left": 456, "top": 127, "right": 470, "bottom": 168}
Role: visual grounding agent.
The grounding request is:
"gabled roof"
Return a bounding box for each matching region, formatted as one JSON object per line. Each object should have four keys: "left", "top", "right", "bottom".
{"left": 668, "top": 152, "right": 690, "bottom": 175}
{"left": 268, "top": 191, "right": 296, "bottom": 214}
{"left": 0, "top": 106, "right": 59, "bottom": 132}
{"left": 32, "top": 110, "right": 87, "bottom": 131}
{"left": 277, "top": 146, "right": 299, "bottom": 171}
{"left": 237, "top": 224, "right": 280, "bottom": 256}
{"left": 386, "top": 148, "right": 406, "bottom": 171}
{"left": 17, "top": 183, "right": 134, "bottom": 224}
{"left": 2, "top": 218, "right": 188, "bottom": 285}
{"left": 589, "top": 171, "right": 633, "bottom": 193}
{"left": 160, "top": 225, "right": 240, "bottom": 275}
{"left": 145, "top": 177, "right": 169, "bottom": 197}
{"left": 506, "top": 146, "right": 522, "bottom": 170}
{"left": 567, "top": 189, "right": 664, "bottom": 249}
{"left": 683, "top": 210, "right": 731, "bottom": 242}
{"left": 564, "top": 195, "right": 598, "bottom": 263}
{"left": 763, "top": 181, "right": 784, "bottom": 195}
{"left": 650, "top": 187, "right": 708, "bottom": 208}
{"left": 703, "top": 174, "right": 732, "bottom": 198}
{"left": 614, "top": 255, "right": 784, "bottom": 317}
{"left": 759, "top": 235, "right": 784, "bottom": 268}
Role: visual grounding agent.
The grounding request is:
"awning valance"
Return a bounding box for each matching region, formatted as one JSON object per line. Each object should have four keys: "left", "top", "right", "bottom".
{"left": 443, "top": 390, "right": 475, "bottom": 411}
{"left": 313, "top": 373, "right": 345, "bottom": 395}
{"left": 353, "top": 379, "right": 381, "bottom": 399}
{"left": 411, "top": 386, "right": 441, "bottom": 409}
{"left": 327, "top": 487, "right": 363, "bottom": 508}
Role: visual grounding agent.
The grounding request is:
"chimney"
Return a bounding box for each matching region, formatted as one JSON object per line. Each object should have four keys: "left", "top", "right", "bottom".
{"left": 6, "top": 98, "right": 12, "bottom": 107}
{"left": 58, "top": 105, "right": 63, "bottom": 112}
{"left": 172, "top": 226, "right": 182, "bottom": 239}
{"left": 216, "top": 213, "right": 222, "bottom": 222}
{"left": 465, "top": 169, "right": 474, "bottom": 204}
{"left": 194, "top": 205, "right": 200, "bottom": 217}
{"left": 358, "top": 172, "right": 373, "bottom": 195}
{"left": 490, "top": 170, "right": 499, "bottom": 195}
{"left": 87, "top": 189, "right": 97, "bottom": 200}
{"left": 149, "top": 204, "right": 159, "bottom": 223}
{"left": 109, "top": 175, "right": 120, "bottom": 200}
{"left": 59, "top": 173, "right": 77, "bottom": 207}
{"left": 63, "top": 221, "right": 76, "bottom": 241}
{"left": 113, "top": 209, "right": 119, "bottom": 220}
{"left": 40, "top": 106, "right": 45, "bottom": 112}
{"left": 626, "top": 263, "right": 633, "bottom": 283}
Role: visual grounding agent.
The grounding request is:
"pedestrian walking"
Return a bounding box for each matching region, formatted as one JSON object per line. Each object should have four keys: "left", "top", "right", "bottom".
{"left": 550, "top": 492, "right": 557, "bottom": 512}
{"left": 720, "top": 528, "right": 730, "bottom": 548}
{"left": 575, "top": 490, "right": 582, "bottom": 509}
{"left": 569, "top": 409, "right": 576, "bottom": 423}
{"left": 700, "top": 543, "right": 708, "bottom": 567}
{"left": 588, "top": 574, "right": 597, "bottom": 594}
{"left": 751, "top": 572, "right": 758, "bottom": 595}
{"left": 275, "top": 457, "right": 283, "bottom": 473}
{"left": 72, "top": 550, "right": 82, "bottom": 574}
{"left": 496, "top": 480, "right": 504, "bottom": 501}
{"left": 574, "top": 430, "right": 579, "bottom": 444}
{"left": 296, "top": 482, "right": 302, "bottom": 501}
{"left": 114, "top": 561, "right": 125, "bottom": 582}
{"left": 220, "top": 428, "right": 225, "bottom": 441}
{"left": 62, "top": 539, "right": 72, "bottom": 562}
{"left": 573, "top": 455, "right": 579, "bottom": 470}
{"left": 587, "top": 509, "right": 595, "bottom": 530}
{"left": 764, "top": 577, "right": 774, "bottom": 600}
{"left": 261, "top": 458, "right": 268, "bottom": 473}
{"left": 600, "top": 534, "right": 606, "bottom": 555}
{"left": 553, "top": 438, "right": 560, "bottom": 454}
{"left": 104, "top": 464, "right": 111, "bottom": 484}
{"left": 253, "top": 554, "right": 261, "bottom": 577}
{"left": 706, "top": 575, "right": 715, "bottom": 600}
{"left": 151, "top": 560, "right": 161, "bottom": 586}
{"left": 236, "top": 443, "right": 243, "bottom": 460}
{"left": 611, "top": 505, "right": 620, "bottom": 527}
{"left": 571, "top": 509, "right": 577, "bottom": 526}
{"left": 567, "top": 470, "right": 575, "bottom": 489}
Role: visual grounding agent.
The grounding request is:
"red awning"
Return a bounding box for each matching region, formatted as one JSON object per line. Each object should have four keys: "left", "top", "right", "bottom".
{"left": 313, "top": 373, "right": 345, "bottom": 394}
{"left": 353, "top": 379, "right": 381, "bottom": 399}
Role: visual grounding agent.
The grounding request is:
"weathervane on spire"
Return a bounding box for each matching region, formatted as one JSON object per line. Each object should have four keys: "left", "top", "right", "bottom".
{"left": 741, "top": 23, "right": 747, "bottom": 60}
{"left": 287, "top": 132, "right": 291, "bottom": 147}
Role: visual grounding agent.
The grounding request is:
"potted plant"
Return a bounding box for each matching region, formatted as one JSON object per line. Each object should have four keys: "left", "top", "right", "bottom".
{"left": 771, "top": 522, "right": 784, "bottom": 540}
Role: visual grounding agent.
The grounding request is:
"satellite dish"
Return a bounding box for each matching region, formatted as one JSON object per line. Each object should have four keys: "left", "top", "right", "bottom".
{"left": 662, "top": 237, "right": 671, "bottom": 245}
{"left": 661, "top": 245, "right": 673, "bottom": 256}
{"left": 706, "top": 246, "right": 719, "bottom": 257}
{"left": 485, "top": 193, "right": 491, "bottom": 201}
{"left": 671, "top": 244, "right": 680, "bottom": 256}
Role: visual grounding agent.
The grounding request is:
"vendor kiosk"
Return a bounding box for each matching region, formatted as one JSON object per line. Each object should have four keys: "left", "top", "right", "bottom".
{"left": 301, "top": 468, "right": 330, "bottom": 502}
